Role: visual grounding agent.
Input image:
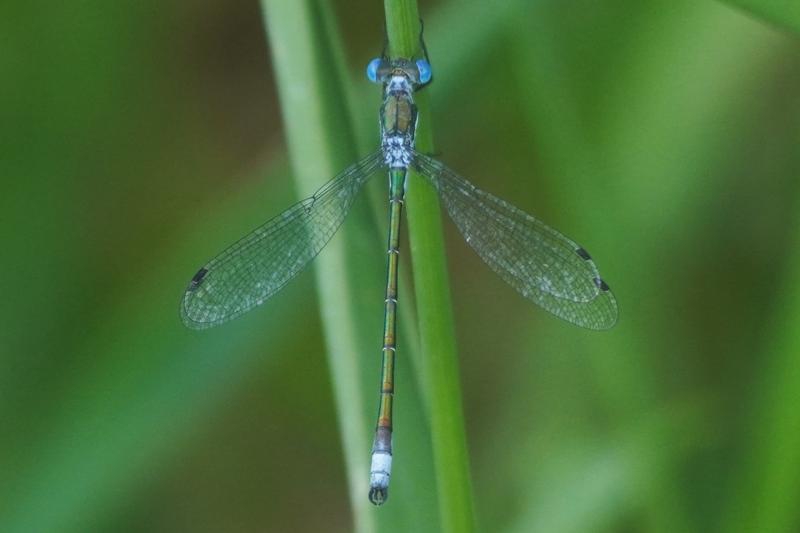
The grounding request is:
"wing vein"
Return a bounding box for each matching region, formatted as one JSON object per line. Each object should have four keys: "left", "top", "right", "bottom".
{"left": 413, "top": 151, "right": 617, "bottom": 330}
{"left": 181, "top": 151, "right": 384, "bottom": 329}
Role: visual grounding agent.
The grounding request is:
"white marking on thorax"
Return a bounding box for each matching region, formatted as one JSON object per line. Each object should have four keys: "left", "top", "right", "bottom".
{"left": 382, "top": 135, "right": 413, "bottom": 168}
{"left": 381, "top": 75, "right": 415, "bottom": 168}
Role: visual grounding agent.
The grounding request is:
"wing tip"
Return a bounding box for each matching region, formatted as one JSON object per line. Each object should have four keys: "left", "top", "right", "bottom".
{"left": 587, "top": 282, "right": 619, "bottom": 331}
{"left": 179, "top": 287, "right": 218, "bottom": 330}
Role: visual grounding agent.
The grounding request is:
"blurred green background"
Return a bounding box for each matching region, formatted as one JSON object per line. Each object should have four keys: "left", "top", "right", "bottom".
{"left": 2, "top": 0, "right": 800, "bottom": 531}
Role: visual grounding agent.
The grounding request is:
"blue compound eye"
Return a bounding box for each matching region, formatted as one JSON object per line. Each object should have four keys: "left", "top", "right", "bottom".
{"left": 366, "top": 57, "right": 382, "bottom": 83}
{"left": 415, "top": 59, "right": 432, "bottom": 84}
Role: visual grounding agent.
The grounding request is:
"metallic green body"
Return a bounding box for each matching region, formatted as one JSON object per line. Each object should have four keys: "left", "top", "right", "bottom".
{"left": 375, "top": 169, "right": 406, "bottom": 436}
{"left": 369, "top": 71, "right": 418, "bottom": 505}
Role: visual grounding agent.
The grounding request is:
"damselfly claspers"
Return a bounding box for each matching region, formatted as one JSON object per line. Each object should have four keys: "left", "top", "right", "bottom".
{"left": 180, "top": 35, "right": 617, "bottom": 506}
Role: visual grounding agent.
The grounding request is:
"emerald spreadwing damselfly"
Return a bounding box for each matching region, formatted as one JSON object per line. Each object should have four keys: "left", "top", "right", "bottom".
{"left": 180, "top": 31, "right": 618, "bottom": 506}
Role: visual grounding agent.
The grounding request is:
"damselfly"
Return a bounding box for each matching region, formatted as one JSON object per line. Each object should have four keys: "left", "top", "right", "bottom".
{"left": 180, "top": 33, "right": 617, "bottom": 506}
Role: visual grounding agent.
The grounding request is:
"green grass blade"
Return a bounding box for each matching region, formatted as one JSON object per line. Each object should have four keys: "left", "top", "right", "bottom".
{"left": 382, "top": 2, "right": 476, "bottom": 532}
{"left": 718, "top": 0, "right": 800, "bottom": 34}
{"left": 261, "top": 2, "right": 439, "bottom": 531}
{"left": 260, "top": 2, "right": 376, "bottom": 531}
{"left": 723, "top": 144, "right": 800, "bottom": 532}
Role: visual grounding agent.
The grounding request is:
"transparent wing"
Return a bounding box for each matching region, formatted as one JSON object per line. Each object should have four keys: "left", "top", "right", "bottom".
{"left": 181, "top": 151, "right": 384, "bottom": 329}
{"left": 413, "top": 152, "right": 617, "bottom": 330}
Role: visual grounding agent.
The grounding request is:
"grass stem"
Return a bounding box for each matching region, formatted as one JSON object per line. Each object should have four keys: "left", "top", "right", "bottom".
{"left": 383, "top": 2, "right": 476, "bottom": 531}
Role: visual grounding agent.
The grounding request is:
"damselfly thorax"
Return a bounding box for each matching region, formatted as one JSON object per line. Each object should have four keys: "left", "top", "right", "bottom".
{"left": 380, "top": 72, "right": 419, "bottom": 170}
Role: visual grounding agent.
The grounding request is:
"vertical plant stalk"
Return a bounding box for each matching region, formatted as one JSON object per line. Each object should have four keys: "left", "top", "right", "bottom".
{"left": 260, "top": 2, "right": 374, "bottom": 532}
{"left": 383, "top": 2, "right": 476, "bottom": 532}
{"left": 724, "top": 206, "right": 800, "bottom": 532}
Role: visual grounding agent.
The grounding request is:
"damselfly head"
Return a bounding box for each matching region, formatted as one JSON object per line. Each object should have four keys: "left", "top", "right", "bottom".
{"left": 366, "top": 57, "right": 432, "bottom": 88}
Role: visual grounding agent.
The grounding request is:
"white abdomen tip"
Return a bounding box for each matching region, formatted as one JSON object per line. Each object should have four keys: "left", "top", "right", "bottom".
{"left": 368, "top": 452, "right": 392, "bottom": 505}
